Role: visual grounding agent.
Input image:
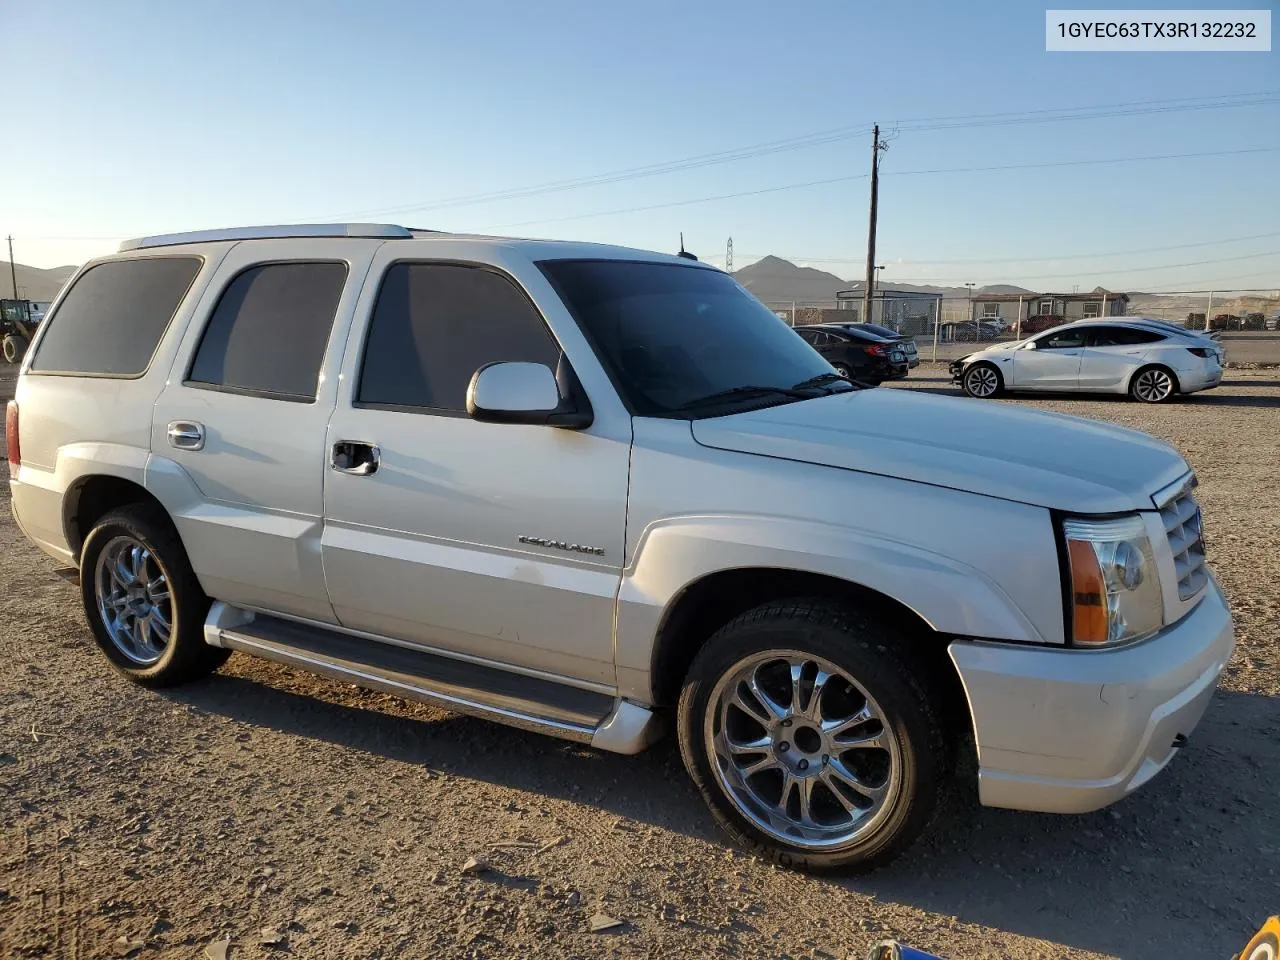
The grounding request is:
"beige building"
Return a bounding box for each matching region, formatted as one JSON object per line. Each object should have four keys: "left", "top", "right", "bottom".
{"left": 974, "top": 290, "right": 1129, "bottom": 326}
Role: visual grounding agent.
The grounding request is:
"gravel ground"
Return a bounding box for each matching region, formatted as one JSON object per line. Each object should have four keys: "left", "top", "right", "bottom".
{"left": 1, "top": 373, "right": 1277, "bottom": 960}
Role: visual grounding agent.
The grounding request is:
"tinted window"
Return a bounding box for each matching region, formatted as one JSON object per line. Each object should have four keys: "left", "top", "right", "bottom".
{"left": 541, "top": 260, "right": 838, "bottom": 417}
{"left": 1038, "top": 329, "right": 1086, "bottom": 350}
{"left": 358, "top": 263, "right": 560, "bottom": 411}
{"left": 795, "top": 328, "right": 819, "bottom": 345}
{"left": 30, "top": 257, "right": 201, "bottom": 375}
{"left": 1089, "top": 326, "right": 1164, "bottom": 346}
{"left": 188, "top": 262, "right": 347, "bottom": 401}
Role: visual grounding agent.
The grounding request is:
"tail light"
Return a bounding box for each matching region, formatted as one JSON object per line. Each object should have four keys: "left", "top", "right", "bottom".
{"left": 864, "top": 344, "right": 886, "bottom": 357}
{"left": 5, "top": 401, "right": 18, "bottom": 470}
{"left": 1187, "top": 347, "right": 1211, "bottom": 358}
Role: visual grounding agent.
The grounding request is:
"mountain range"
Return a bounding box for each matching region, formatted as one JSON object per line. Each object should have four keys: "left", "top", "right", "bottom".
{"left": 729, "top": 256, "right": 1274, "bottom": 318}
{"left": 732, "top": 255, "right": 1036, "bottom": 304}
{"left": 2, "top": 262, "right": 79, "bottom": 302}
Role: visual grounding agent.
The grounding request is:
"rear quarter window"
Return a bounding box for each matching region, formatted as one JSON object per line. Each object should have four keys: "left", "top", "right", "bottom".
{"left": 28, "top": 257, "right": 202, "bottom": 376}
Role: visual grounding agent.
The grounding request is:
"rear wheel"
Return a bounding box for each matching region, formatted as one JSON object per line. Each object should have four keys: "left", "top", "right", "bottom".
{"left": 80, "top": 504, "right": 229, "bottom": 686}
{"left": 1129, "top": 365, "right": 1177, "bottom": 403}
{"left": 3, "top": 333, "right": 28, "bottom": 364}
{"left": 961, "top": 362, "right": 1002, "bottom": 399}
{"left": 677, "top": 599, "right": 949, "bottom": 873}
{"left": 832, "top": 362, "right": 852, "bottom": 378}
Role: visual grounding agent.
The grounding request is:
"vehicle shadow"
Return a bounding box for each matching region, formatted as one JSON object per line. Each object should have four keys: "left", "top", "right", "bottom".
{"left": 891, "top": 378, "right": 1280, "bottom": 408}
{"left": 1220, "top": 378, "right": 1280, "bottom": 388}
{"left": 168, "top": 667, "right": 1277, "bottom": 960}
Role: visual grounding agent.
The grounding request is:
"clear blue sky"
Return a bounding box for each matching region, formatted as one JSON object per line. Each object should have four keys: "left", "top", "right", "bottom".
{"left": 4, "top": 0, "right": 1278, "bottom": 292}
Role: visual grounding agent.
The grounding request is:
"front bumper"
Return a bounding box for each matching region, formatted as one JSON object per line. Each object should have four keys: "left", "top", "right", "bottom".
{"left": 948, "top": 576, "right": 1234, "bottom": 814}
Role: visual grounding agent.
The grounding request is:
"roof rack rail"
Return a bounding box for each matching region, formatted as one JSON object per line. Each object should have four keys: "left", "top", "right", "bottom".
{"left": 119, "top": 223, "right": 414, "bottom": 252}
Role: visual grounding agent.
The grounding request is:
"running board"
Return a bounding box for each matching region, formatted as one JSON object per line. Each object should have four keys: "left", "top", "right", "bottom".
{"left": 203, "top": 602, "right": 662, "bottom": 754}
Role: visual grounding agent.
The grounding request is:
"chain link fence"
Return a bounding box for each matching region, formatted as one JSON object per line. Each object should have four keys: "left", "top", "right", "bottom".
{"left": 767, "top": 289, "right": 1280, "bottom": 363}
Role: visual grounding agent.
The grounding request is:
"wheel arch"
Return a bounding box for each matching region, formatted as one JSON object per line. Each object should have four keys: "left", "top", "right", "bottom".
{"left": 648, "top": 567, "right": 956, "bottom": 708}
{"left": 963, "top": 359, "right": 1004, "bottom": 393}
{"left": 64, "top": 474, "right": 174, "bottom": 563}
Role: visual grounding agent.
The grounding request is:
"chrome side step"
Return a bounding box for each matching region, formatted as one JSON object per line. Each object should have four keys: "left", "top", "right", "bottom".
{"left": 203, "top": 602, "right": 663, "bottom": 754}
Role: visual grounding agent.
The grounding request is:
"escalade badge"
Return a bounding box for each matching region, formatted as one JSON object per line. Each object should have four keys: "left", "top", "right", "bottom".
{"left": 518, "top": 535, "right": 605, "bottom": 557}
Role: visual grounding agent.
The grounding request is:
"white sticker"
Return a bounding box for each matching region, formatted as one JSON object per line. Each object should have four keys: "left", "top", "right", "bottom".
{"left": 1046, "top": 10, "right": 1271, "bottom": 51}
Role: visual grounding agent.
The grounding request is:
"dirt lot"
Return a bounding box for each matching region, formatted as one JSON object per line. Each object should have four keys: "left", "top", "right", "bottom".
{"left": 1, "top": 373, "right": 1277, "bottom": 960}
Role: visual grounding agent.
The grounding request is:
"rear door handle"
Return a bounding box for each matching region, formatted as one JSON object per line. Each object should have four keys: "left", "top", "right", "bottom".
{"left": 167, "top": 421, "right": 205, "bottom": 451}
{"left": 331, "top": 441, "right": 380, "bottom": 476}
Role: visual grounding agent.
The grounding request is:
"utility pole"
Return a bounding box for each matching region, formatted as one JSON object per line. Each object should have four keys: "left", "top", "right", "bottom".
{"left": 862, "top": 125, "right": 884, "bottom": 326}
{"left": 7, "top": 236, "right": 17, "bottom": 300}
{"left": 725, "top": 237, "right": 734, "bottom": 274}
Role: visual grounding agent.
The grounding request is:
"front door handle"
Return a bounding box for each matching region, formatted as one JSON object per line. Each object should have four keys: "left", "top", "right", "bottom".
{"left": 167, "top": 421, "right": 205, "bottom": 450}
{"left": 331, "top": 441, "right": 380, "bottom": 476}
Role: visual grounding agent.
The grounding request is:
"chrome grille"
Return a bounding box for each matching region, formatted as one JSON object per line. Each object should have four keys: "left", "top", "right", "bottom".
{"left": 1160, "top": 486, "right": 1207, "bottom": 600}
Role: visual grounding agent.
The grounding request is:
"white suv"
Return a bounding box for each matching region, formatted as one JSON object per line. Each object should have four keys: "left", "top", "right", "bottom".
{"left": 7, "top": 224, "right": 1234, "bottom": 871}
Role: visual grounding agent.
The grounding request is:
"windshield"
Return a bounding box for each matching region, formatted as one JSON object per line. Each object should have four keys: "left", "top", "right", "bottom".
{"left": 540, "top": 259, "right": 840, "bottom": 417}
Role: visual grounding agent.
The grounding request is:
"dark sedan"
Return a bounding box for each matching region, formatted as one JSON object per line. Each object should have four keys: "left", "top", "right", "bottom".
{"left": 819, "top": 322, "right": 920, "bottom": 369}
{"left": 794, "top": 324, "right": 909, "bottom": 383}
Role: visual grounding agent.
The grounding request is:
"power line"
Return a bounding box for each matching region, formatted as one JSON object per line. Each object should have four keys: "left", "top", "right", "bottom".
{"left": 726, "top": 229, "right": 1280, "bottom": 266}
{"left": 886, "top": 250, "right": 1280, "bottom": 285}
{"left": 307, "top": 91, "right": 1279, "bottom": 221}
{"left": 501, "top": 145, "right": 1280, "bottom": 228}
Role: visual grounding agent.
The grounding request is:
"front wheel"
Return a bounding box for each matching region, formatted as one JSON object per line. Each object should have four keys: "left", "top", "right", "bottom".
{"left": 80, "top": 504, "right": 229, "bottom": 686}
{"left": 1129, "top": 365, "right": 1177, "bottom": 403}
{"left": 677, "top": 600, "right": 949, "bottom": 873}
{"left": 961, "top": 362, "right": 1002, "bottom": 399}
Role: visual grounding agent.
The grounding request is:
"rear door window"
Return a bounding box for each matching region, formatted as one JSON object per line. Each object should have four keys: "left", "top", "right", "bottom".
{"left": 29, "top": 257, "right": 202, "bottom": 376}
{"left": 1088, "top": 326, "right": 1164, "bottom": 347}
{"left": 187, "top": 261, "right": 348, "bottom": 401}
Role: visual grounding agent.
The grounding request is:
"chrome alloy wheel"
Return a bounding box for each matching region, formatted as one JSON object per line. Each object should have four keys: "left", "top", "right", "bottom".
{"left": 964, "top": 364, "right": 999, "bottom": 397}
{"left": 93, "top": 535, "right": 173, "bottom": 666}
{"left": 705, "top": 650, "right": 901, "bottom": 850}
{"left": 1133, "top": 367, "right": 1174, "bottom": 402}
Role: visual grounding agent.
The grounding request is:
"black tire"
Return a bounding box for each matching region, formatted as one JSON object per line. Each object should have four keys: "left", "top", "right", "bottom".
{"left": 1128, "top": 365, "right": 1178, "bottom": 404}
{"left": 832, "top": 362, "right": 852, "bottom": 378}
{"left": 3, "top": 333, "right": 28, "bottom": 364}
{"left": 79, "top": 504, "right": 229, "bottom": 687}
{"left": 677, "top": 599, "right": 950, "bottom": 873}
{"left": 961, "top": 361, "right": 1002, "bottom": 399}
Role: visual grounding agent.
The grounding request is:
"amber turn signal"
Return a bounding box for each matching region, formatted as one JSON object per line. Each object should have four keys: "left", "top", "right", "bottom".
{"left": 1067, "top": 538, "right": 1109, "bottom": 645}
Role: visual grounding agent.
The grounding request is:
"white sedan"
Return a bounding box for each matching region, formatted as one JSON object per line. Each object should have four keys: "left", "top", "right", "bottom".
{"left": 950, "top": 319, "right": 1223, "bottom": 403}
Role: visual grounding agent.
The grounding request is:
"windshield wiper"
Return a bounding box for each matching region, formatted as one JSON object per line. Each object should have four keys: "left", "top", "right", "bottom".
{"left": 675, "top": 384, "right": 813, "bottom": 411}
{"left": 791, "top": 372, "right": 860, "bottom": 392}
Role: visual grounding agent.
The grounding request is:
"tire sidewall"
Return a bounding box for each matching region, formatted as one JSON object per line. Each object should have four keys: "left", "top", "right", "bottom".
{"left": 677, "top": 604, "right": 942, "bottom": 872}
{"left": 3, "top": 334, "right": 25, "bottom": 364}
{"left": 79, "top": 507, "right": 214, "bottom": 685}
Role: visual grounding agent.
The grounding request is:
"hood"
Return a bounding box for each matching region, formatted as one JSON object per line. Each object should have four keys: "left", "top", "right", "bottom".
{"left": 967, "top": 341, "right": 1022, "bottom": 359}
{"left": 691, "top": 388, "right": 1188, "bottom": 514}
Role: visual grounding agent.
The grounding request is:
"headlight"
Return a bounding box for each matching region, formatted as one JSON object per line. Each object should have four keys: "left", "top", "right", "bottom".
{"left": 1063, "top": 515, "right": 1164, "bottom": 647}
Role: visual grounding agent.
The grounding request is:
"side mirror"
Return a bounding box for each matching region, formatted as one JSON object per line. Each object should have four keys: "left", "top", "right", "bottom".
{"left": 466, "top": 361, "right": 592, "bottom": 429}
{"left": 1023, "top": 340, "right": 1037, "bottom": 350}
